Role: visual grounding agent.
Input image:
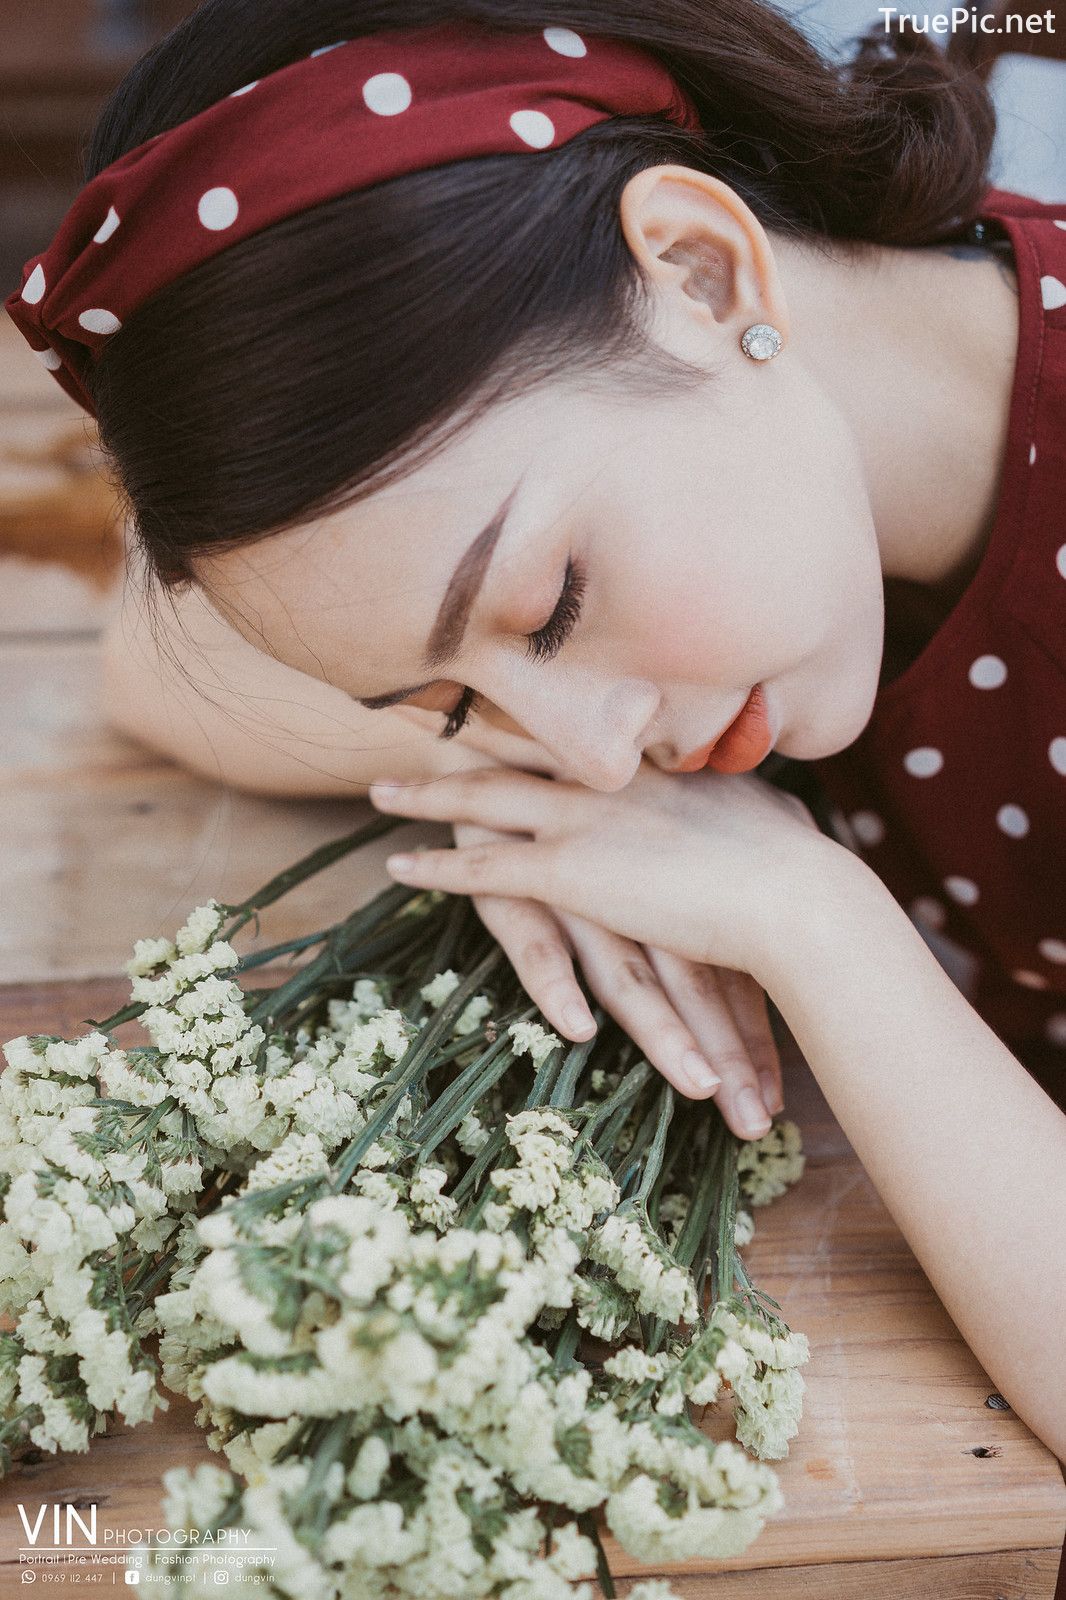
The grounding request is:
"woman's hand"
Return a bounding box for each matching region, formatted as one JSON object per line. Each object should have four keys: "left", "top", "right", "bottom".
{"left": 451, "top": 820, "right": 782, "bottom": 1139}
{"left": 389, "top": 706, "right": 788, "bottom": 1134}
{"left": 369, "top": 762, "right": 834, "bottom": 1127}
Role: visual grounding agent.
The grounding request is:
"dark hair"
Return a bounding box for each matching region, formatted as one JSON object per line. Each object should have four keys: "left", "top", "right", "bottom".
{"left": 85, "top": 0, "right": 996, "bottom": 585}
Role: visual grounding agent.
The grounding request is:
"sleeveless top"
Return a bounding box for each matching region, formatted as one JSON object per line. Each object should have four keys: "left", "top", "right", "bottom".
{"left": 808, "top": 186, "right": 1066, "bottom": 1094}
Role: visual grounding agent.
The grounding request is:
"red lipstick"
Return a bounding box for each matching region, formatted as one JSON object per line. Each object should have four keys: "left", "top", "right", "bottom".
{"left": 674, "top": 684, "right": 774, "bottom": 775}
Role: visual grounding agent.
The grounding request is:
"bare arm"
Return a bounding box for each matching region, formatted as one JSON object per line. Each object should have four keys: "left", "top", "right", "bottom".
{"left": 765, "top": 851, "right": 1066, "bottom": 1461}
{"left": 100, "top": 568, "right": 481, "bottom": 795}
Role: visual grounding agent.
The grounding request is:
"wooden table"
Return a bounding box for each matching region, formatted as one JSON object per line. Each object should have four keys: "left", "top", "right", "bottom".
{"left": 1, "top": 318, "right": 1064, "bottom": 1599}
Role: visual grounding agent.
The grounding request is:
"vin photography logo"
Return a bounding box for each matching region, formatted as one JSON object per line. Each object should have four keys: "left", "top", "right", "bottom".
{"left": 12, "top": 1500, "right": 276, "bottom": 1586}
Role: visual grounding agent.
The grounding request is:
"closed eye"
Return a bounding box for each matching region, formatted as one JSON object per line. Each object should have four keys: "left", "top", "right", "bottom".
{"left": 525, "top": 555, "right": 586, "bottom": 663}
{"left": 438, "top": 556, "right": 587, "bottom": 740}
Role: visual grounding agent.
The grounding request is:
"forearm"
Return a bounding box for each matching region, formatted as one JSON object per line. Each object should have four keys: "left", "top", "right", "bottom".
{"left": 100, "top": 575, "right": 489, "bottom": 795}
{"left": 762, "top": 845, "right": 1066, "bottom": 1460}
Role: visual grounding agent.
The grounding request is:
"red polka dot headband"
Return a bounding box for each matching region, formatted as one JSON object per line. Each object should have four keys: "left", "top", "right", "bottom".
{"left": 4, "top": 22, "right": 701, "bottom": 418}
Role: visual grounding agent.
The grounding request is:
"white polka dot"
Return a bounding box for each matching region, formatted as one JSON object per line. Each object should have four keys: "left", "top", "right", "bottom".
{"left": 77, "top": 307, "right": 121, "bottom": 335}
{"left": 362, "top": 72, "right": 412, "bottom": 116}
{"left": 903, "top": 746, "right": 943, "bottom": 778}
{"left": 1029, "top": 441, "right": 1037, "bottom": 465}
{"left": 92, "top": 205, "right": 121, "bottom": 244}
{"left": 849, "top": 810, "right": 885, "bottom": 847}
{"left": 944, "top": 875, "right": 980, "bottom": 906}
{"left": 34, "top": 347, "right": 61, "bottom": 370}
{"left": 21, "top": 264, "right": 45, "bottom": 304}
{"left": 311, "top": 41, "right": 347, "bottom": 56}
{"left": 1057, "top": 545, "right": 1066, "bottom": 580}
{"left": 1046, "top": 1013, "right": 1066, "bottom": 1047}
{"left": 229, "top": 80, "right": 259, "bottom": 96}
{"left": 543, "top": 25, "right": 587, "bottom": 56}
{"left": 826, "top": 806, "right": 849, "bottom": 841}
{"left": 910, "top": 897, "right": 946, "bottom": 930}
{"left": 1055, "top": 219, "right": 1066, "bottom": 230}
{"left": 968, "top": 654, "right": 1007, "bottom": 690}
{"left": 996, "top": 803, "right": 1029, "bottom": 838}
{"left": 510, "top": 110, "right": 556, "bottom": 149}
{"left": 1013, "top": 969, "right": 1048, "bottom": 990}
{"left": 197, "top": 187, "right": 239, "bottom": 230}
{"left": 1040, "top": 274, "right": 1066, "bottom": 310}
{"left": 1037, "top": 938, "right": 1066, "bottom": 963}
{"left": 1050, "top": 736, "right": 1066, "bottom": 775}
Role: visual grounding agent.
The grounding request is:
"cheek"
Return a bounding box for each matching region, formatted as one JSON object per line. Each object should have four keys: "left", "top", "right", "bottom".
{"left": 610, "top": 525, "right": 828, "bottom": 687}
{"left": 477, "top": 701, "right": 529, "bottom": 738}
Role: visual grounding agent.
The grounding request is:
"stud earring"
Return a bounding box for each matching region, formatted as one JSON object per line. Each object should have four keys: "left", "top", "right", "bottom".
{"left": 740, "top": 323, "right": 783, "bottom": 361}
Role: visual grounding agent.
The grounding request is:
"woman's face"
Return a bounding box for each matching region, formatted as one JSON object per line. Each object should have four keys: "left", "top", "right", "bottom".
{"left": 196, "top": 170, "right": 886, "bottom": 791}
{"left": 197, "top": 356, "right": 884, "bottom": 792}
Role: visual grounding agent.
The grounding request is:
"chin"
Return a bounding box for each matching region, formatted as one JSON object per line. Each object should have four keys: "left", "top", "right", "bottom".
{"left": 773, "top": 671, "right": 879, "bottom": 762}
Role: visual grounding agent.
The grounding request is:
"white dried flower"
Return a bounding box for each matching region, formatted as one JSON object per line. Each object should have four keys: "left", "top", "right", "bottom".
{"left": 507, "top": 1021, "right": 563, "bottom": 1066}
{"left": 420, "top": 969, "right": 461, "bottom": 1008}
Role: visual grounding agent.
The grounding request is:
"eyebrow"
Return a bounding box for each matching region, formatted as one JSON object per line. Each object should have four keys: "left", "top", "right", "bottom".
{"left": 356, "top": 483, "right": 519, "bottom": 710}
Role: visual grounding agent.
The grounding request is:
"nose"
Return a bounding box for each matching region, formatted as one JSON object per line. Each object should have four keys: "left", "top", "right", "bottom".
{"left": 509, "top": 676, "right": 661, "bottom": 793}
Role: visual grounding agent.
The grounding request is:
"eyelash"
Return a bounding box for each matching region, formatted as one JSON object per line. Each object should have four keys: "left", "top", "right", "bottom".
{"left": 438, "top": 557, "right": 587, "bottom": 740}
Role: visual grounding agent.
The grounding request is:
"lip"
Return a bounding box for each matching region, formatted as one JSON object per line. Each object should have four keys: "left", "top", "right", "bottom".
{"left": 671, "top": 683, "right": 774, "bottom": 775}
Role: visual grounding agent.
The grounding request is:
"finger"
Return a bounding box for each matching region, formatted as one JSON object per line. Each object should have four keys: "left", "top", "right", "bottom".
{"left": 370, "top": 766, "right": 570, "bottom": 835}
{"left": 643, "top": 948, "right": 774, "bottom": 1140}
{"left": 555, "top": 911, "right": 722, "bottom": 1102}
{"left": 385, "top": 837, "right": 556, "bottom": 903}
{"left": 715, "top": 967, "right": 785, "bottom": 1113}
{"left": 471, "top": 894, "right": 598, "bottom": 1041}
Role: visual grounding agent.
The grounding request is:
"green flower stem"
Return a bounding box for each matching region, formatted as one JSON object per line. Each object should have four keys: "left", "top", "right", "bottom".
{"left": 645, "top": 1098, "right": 696, "bottom": 1230}
{"left": 247, "top": 886, "right": 427, "bottom": 1029}
{"left": 119, "top": 1095, "right": 179, "bottom": 1151}
{"left": 578, "top": 1514, "right": 616, "bottom": 1600}
{"left": 329, "top": 947, "right": 503, "bottom": 1190}
{"left": 579, "top": 1061, "right": 652, "bottom": 1150}
{"left": 124, "top": 1243, "right": 182, "bottom": 1319}
{"left": 234, "top": 930, "right": 335, "bottom": 973}
{"left": 296, "top": 1413, "right": 353, "bottom": 1528}
{"left": 632, "top": 1083, "right": 675, "bottom": 1207}
{"left": 709, "top": 1132, "right": 742, "bottom": 1308}
{"left": 674, "top": 1117, "right": 730, "bottom": 1278}
{"left": 451, "top": 1125, "right": 509, "bottom": 1208}
{"left": 412, "top": 1013, "right": 534, "bottom": 1155}
{"left": 221, "top": 815, "right": 405, "bottom": 939}
{"left": 523, "top": 1044, "right": 565, "bottom": 1109}
{"left": 547, "top": 1032, "right": 601, "bottom": 1110}
{"left": 614, "top": 1087, "right": 668, "bottom": 1194}
{"left": 417, "top": 893, "right": 472, "bottom": 989}
{"left": 550, "top": 1310, "right": 581, "bottom": 1372}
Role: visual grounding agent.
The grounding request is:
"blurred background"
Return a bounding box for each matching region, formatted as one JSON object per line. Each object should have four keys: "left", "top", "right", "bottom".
{"left": 0, "top": 0, "right": 1062, "bottom": 989}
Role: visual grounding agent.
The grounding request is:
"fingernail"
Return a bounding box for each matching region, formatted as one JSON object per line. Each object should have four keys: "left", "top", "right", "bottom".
{"left": 680, "top": 1051, "right": 721, "bottom": 1095}
{"left": 563, "top": 1003, "right": 597, "bottom": 1038}
{"left": 386, "top": 853, "right": 416, "bottom": 873}
{"left": 758, "top": 1072, "right": 783, "bottom": 1115}
{"left": 737, "top": 1086, "right": 772, "bottom": 1137}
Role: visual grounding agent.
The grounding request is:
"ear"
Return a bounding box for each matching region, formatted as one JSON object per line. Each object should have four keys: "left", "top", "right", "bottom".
{"left": 618, "top": 166, "right": 790, "bottom": 363}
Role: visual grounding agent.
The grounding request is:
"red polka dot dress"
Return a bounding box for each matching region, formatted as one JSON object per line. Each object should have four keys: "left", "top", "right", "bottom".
{"left": 809, "top": 186, "right": 1066, "bottom": 1091}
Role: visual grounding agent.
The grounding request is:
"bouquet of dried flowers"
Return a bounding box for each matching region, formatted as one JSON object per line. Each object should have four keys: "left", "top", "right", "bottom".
{"left": 0, "top": 817, "right": 807, "bottom": 1599}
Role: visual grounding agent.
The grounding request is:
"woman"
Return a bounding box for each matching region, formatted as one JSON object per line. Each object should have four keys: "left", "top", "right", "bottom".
{"left": 7, "top": 0, "right": 1064, "bottom": 1452}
